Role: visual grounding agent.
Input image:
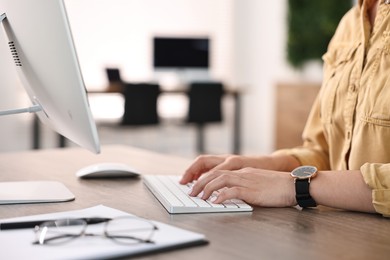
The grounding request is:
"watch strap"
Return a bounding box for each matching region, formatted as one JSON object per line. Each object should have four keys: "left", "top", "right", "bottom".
{"left": 295, "top": 179, "right": 317, "bottom": 208}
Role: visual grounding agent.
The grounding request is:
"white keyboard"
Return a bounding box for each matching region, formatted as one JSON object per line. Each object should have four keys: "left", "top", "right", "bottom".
{"left": 143, "top": 175, "right": 253, "bottom": 214}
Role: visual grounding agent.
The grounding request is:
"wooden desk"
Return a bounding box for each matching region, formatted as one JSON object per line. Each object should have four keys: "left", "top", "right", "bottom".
{"left": 1, "top": 145, "right": 389, "bottom": 259}
{"left": 90, "top": 87, "right": 242, "bottom": 154}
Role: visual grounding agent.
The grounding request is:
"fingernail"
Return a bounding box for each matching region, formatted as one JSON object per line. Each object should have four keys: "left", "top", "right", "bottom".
{"left": 187, "top": 188, "right": 193, "bottom": 195}
{"left": 210, "top": 196, "right": 217, "bottom": 203}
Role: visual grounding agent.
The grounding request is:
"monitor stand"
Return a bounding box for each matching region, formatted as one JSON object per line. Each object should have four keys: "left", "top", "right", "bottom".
{"left": 0, "top": 103, "right": 75, "bottom": 204}
{"left": 0, "top": 106, "right": 75, "bottom": 204}
{"left": 0, "top": 181, "right": 75, "bottom": 205}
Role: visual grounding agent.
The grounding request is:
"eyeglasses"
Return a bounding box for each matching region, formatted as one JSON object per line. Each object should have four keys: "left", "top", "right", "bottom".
{"left": 33, "top": 216, "right": 158, "bottom": 245}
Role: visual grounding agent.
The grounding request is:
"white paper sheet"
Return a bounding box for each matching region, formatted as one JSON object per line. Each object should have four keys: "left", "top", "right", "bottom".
{"left": 0, "top": 205, "right": 207, "bottom": 259}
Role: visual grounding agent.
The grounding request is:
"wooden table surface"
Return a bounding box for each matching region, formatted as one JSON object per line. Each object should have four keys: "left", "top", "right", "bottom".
{"left": 0, "top": 145, "right": 389, "bottom": 260}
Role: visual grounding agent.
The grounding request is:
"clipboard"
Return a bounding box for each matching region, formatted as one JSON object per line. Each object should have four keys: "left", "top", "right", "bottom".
{"left": 0, "top": 205, "right": 208, "bottom": 259}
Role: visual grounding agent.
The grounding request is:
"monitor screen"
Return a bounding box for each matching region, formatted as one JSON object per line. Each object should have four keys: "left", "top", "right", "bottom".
{"left": 0, "top": 0, "right": 100, "bottom": 153}
{"left": 153, "top": 37, "right": 210, "bottom": 69}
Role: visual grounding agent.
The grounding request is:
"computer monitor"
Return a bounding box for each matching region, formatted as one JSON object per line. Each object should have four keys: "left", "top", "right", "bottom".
{"left": 153, "top": 37, "right": 210, "bottom": 69}
{"left": 106, "top": 68, "right": 122, "bottom": 83}
{"left": 0, "top": 0, "right": 100, "bottom": 204}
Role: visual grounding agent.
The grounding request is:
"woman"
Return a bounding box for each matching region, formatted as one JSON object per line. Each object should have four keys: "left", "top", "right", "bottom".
{"left": 180, "top": 0, "right": 390, "bottom": 217}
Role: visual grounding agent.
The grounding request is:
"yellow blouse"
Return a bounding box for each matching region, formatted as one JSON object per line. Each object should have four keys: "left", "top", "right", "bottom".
{"left": 277, "top": 0, "right": 390, "bottom": 217}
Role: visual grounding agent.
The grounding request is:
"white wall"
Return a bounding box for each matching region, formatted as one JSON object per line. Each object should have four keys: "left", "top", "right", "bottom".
{"left": 64, "top": 0, "right": 235, "bottom": 88}
{"left": 231, "top": 0, "right": 311, "bottom": 154}
{"left": 232, "top": 0, "right": 290, "bottom": 154}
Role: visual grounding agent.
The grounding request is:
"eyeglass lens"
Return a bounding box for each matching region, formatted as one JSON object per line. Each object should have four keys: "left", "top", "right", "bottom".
{"left": 105, "top": 217, "right": 157, "bottom": 244}
{"left": 35, "top": 219, "right": 87, "bottom": 245}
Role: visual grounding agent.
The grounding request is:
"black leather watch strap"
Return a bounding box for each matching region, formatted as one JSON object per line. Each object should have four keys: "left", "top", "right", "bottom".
{"left": 295, "top": 179, "right": 317, "bottom": 208}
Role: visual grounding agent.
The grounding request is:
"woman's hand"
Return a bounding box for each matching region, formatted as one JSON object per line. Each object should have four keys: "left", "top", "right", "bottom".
{"left": 180, "top": 154, "right": 284, "bottom": 185}
{"left": 188, "top": 167, "right": 296, "bottom": 207}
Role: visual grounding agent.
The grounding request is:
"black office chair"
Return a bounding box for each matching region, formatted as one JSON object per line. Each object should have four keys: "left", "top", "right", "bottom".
{"left": 187, "top": 81, "right": 224, "bottom": 154}
{"left": 121, "top": 83, "right": 161, "bottom": 125}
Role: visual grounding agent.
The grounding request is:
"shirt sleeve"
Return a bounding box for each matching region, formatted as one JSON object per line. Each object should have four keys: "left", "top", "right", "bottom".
{"left": 273, "top": 94, "right": 331, "bottom": 171}
{"left": 360, "top": 163, "right": 390, "bottom": 217}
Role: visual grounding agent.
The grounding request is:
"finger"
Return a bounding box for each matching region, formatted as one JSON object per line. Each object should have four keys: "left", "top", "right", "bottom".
{"left": 210, "top": 155, "right": 245, "bottom": 172}
{"left": 211, "top": 186, "right": 248, "bottom": 204}
{"left": 188, "top": 169, "right": 230, "bottom": 196}
{"left": 201, "top": 173, "right": 245, "bottom": 200}
{"left": 192, "top": 171, "right": 246, "bottom": 199}
{"left": 180, "top": 155, "right": 227, "bottom": 184}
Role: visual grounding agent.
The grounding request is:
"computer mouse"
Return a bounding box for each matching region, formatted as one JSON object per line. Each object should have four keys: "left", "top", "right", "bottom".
{"left": 76, "top": 162, "right": 141, "bottom": 179}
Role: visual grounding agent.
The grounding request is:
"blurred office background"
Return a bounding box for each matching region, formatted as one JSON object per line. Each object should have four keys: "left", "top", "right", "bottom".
{"left": 0, "top": 0, "right": 354, "bottom": 158}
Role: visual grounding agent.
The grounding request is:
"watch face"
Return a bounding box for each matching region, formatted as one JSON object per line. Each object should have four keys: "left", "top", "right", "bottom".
{"left": 291, "top": 166, "right": 317, "bottom": 179}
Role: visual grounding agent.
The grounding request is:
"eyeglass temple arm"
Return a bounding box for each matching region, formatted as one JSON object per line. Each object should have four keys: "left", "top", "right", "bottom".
{"left": 32, "top": 234, "right": 80, "bottom": 245}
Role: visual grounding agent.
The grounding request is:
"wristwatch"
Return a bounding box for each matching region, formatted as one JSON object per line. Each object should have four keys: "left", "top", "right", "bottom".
{"left": 291, "top": 166, "right": 318, "bottom": 208}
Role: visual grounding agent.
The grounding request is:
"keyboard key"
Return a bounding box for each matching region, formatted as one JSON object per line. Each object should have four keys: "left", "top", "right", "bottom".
{"left": 190, "top": 196, "right": 212, "bottom": 208}
{"left": 231, "top": 199, "right": 253, "bottom": 209}
{"left": 222, "top": 200, "right": 239, "bottom": 209}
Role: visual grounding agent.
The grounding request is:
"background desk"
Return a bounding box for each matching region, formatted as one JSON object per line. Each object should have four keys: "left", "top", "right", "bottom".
{"left": 1, "top": 145, "right": 389, "bottom": 259}
{"left": 32, "top": 87, "right": 242, "bottom": 154}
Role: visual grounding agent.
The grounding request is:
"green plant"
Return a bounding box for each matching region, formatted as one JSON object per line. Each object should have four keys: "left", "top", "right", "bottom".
{"left": 287, "top": 0, "right": 352, "bottom": 68}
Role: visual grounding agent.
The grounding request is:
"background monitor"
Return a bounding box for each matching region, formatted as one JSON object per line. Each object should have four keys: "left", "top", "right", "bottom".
{"left": 0, "top": 0, "right": 100, "bottom": 154}
{"left": 0, "top": 0, "right": 100, "bottom": 204}
{"left": 153, "top": 37, "right": 210, "bottom": 69}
